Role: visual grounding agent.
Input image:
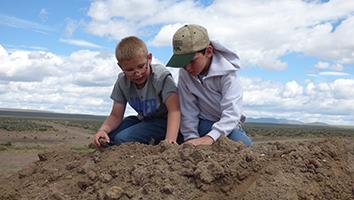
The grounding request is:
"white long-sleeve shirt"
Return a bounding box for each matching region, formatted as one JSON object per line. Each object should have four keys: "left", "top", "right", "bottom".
{"left": 178, "top": 41, "right": 243, "bottom": 141}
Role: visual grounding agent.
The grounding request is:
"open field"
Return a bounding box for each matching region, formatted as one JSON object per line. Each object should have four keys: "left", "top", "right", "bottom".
{"left": 0, "top": 116, "right": 353, "bottom": 199}
{"left": 0, "top": 117, "right": 102, "bottom": 176}
{"left": 244, "top": 122, "right": 354, "bottom": 141}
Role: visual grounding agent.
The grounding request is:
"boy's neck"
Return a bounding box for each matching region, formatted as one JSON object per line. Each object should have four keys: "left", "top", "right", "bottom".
{"left": 135, "top": 82, "right": 145, "bottom": 89}
{"left": 200, "top": 56, "right": 212, "bottom": 76}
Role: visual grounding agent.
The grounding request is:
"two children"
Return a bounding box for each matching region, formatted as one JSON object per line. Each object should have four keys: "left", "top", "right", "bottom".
{"left": 94, "top": 24, "right": 252, "bottom": 148}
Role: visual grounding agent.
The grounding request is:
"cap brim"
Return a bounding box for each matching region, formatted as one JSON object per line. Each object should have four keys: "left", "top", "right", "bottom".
{"left": 166, "top": 53, "right": 195, "bottom": 68}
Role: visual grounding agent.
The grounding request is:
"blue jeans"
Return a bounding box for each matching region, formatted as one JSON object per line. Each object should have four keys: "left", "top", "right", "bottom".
{"left": 108, "top": 116, "right": 183, "bottom": 145}
{"left": 198, "top": 118, "right": 252, "bottom": 146}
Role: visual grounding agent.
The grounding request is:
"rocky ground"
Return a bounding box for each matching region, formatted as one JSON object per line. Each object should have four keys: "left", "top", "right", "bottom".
{"left": 0, "top": 134, "right": 353, "bottom": 200}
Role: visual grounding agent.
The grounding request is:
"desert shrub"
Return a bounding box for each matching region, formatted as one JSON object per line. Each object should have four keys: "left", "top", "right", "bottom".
{"left": 54, "top": 120, "right": 103, "bottom": 132}
{"left": 0, "top": 141, "right": 12, "bottom": 151}
{"left": 0, "top": 118, "right": 55, "bottom": 132}
{"left": 244, "top": 123, "right": 354, "bottom": 138}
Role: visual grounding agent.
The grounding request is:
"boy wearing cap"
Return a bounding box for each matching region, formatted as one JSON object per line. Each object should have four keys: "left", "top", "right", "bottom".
{"left": 167, "top": 24, "right": 252, "bottom": 146}
{"left": 93, "top": 36, "right": 181, "bottom": 148}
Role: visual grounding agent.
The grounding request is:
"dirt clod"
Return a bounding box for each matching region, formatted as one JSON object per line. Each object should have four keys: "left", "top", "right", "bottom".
{"left": 105, "top": 186, "right": 124, "bottom": 200}
{"left": 37, "top": 153, "right": 48, "bottom": 161}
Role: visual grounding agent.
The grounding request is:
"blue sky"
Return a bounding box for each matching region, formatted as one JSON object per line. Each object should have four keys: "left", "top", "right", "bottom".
{"left": 1, "top": 0, "right": 354, "bottom": 125}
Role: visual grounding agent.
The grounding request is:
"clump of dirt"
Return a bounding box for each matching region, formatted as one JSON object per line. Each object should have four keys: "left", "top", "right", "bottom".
{"left": 0, "top": 136, "right": 353, "bottom": 200}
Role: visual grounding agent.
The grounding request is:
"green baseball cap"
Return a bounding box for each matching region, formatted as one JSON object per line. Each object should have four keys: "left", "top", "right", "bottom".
{"left": 167, "top": 24, "right": 210, "bottom": 68}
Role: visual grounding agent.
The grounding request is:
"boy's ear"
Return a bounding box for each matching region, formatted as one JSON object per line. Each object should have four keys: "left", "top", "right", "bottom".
{"left": 147, "top": 53, "right": 152, "bottom": 61}
{"left": 117, "top": 62, "right": 124, "bottom": 70}
{"left": 206, "top": 45, "right": 213, "bottom": 58}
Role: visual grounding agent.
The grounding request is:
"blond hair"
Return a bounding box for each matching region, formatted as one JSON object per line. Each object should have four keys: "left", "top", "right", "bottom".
{"left": 115, "top": 36, "right": 148, "bottom": 62}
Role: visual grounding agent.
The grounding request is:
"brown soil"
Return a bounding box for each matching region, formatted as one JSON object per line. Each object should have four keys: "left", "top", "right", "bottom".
{"left": 0, "top": 121, "right": 93, "bottom": 177}
{"left": 0, "top": 134, "right": 353, "bottom": 200}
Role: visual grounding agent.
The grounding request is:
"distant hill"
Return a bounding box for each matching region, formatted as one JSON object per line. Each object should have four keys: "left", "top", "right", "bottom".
{"left": 305, "top": 122, "right": 329, "bottom": 126}
{"left": 0, "top": 108, "right": 329, "bottom": 126}
{"left": 0, "top": 108, "right": 55, "bottom": 113}
{"left": 246, "top": 117, "right": 328, "bottom": 126}
{"left": 246, "top": 117, "right": 303, "bottom": 124}
{"left": 0, "top": 108, "right": 106, "bottom": 121}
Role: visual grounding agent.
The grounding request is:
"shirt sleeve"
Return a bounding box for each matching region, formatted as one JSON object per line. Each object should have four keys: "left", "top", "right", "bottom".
{"left": 110, "top": 73, "right": 127, "bottom": 103}
{"left": 207, "top": 72, "right": 242, "bottom": 141}
{"left": 160, "top": 75, "right": 177, "bottom": 103}
{"left": 178, "top": 70, "right": 200, "bottom": 141}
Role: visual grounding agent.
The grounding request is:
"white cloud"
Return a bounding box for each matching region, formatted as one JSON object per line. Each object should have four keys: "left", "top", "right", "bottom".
{"left": 331, "top": 79, "right": 354, "bottom": 99}
{"left": 87, "top": 0, "right": 161, "bottom": 21}
{"left": 149, "top": 23, "right": 183, "bottom": 47}
{"left": 64, "top": 50, "right": 118, "bottom": 87}
{"left": 85, "top": 19, "right": 135, "bottom": 39}
{"left": 242, "top": 76, "right": 354, "bottom": 125}
{"left": 0, "top": 49, "right": 63, "bottom": 82}
{"left": 315, "top": 61, "right": 344, "bottom": 71}
{"left": 315, "top": 61, "right": 330, "bottom": 69}
{"left": 4, "top": 44, "right": 48, "bottom": 52}
{"left": 0, "top": 46, "right": 118, "bottom": 115}
{"left": 64, "top": 18, "right": 79, "bottom": 37}
{"left": 84, "top": 0, "right": 354, "bottom": 70}
{"left": 87, "top": 0, "right": 111, "bottom": 21}
{"left": 305, "top": 82, "right": 316, "bottom": 95}
{"left": 38, "top": 9, "right": 48, "bottom": 22}
{"left": 60, "top": 38, "right": 102, "bottom": 48}
{"left": 0, "top": 14, "right": 54, "bottom": 33}
{"left": 332, "top": 64, "right": 344, "bottom": 71}
{"left": 319, "top": 71, "right": 349, "bottom": 76}
{"left": 298, "top": 15, "right": 354, "bottom": 64}
{"left": 242, "top": 77, "right": 283, "bottom": 106}
{"left": 282, "top": 81, "right": 304, "bottom": 98}
{"left": 306, "top": 74, "right": 318, "bottom": 78}
{"left": 0, "top": 45, "right": 7, "bottom": 57}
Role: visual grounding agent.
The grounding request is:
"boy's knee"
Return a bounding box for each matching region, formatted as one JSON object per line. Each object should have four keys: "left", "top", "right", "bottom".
{"left": 113, "top": 129, "right": 150, "bottom": 145}
{"left": 109, "top": 131, "right": 129, "bottom": 145}
{"left": 243, "top": 137, "right": 252, "bottom": 146}
{"left": 235, "top": 136, "right": 252, "bottom": 146}
{"left": 228, "top": 130, "right": 252, "bottom": 146}
{"left": 111, "top": 132, "right": 131, "bottom": 145}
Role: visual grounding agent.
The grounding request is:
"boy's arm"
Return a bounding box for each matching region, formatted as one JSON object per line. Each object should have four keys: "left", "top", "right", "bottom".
{"left": 178, "top": 70, "right": 200, "bottom": 141}
{"left": 164, "top": 92, "right": 180, "bottom": 144}
{"left": 93, "top": 101, "right": 125, "bottom": 147}
{"left": 207, "top": 73, "right": 242, "bottom": 141}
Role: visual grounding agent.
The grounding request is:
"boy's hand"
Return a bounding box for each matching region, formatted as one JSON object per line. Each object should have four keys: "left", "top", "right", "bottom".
{"left": 184, "top": 135, "right": 214, "bottom": 146}
{"left": 93, "top": 130, "right": 110, "bottom": 148}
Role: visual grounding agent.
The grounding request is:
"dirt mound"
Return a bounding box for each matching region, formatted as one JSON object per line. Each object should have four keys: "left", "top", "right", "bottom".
{"left": 0, "top": 136, "right": 353, "bottom": 200}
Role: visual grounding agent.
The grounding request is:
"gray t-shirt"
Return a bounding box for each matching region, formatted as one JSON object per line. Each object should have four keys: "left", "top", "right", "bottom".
{"left": 110, "top": 64, "right": 177, "bottom": 119}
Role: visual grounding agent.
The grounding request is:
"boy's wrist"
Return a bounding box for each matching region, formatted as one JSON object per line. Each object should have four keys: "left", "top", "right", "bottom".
{"left": 99, "top": 128, "right": 109, "bottom": 134}
{"left": 207, "top": 130, "right": 220, "bottom": 142}
{"left": 205, "top": 135, "right": 215, "bottom": 142}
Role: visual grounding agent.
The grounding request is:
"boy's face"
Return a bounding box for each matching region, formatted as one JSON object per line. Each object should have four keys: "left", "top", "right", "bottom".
{"left": 118, "top": 53, "right": 151, "bottom": 88}
{"left": 183, "top": 46, "right": 212, "bottom": 76}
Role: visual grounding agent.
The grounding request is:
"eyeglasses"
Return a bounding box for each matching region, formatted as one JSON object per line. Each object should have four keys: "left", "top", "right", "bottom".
{"left": 122, "top": 60, "right": 148, "bottom": 76}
